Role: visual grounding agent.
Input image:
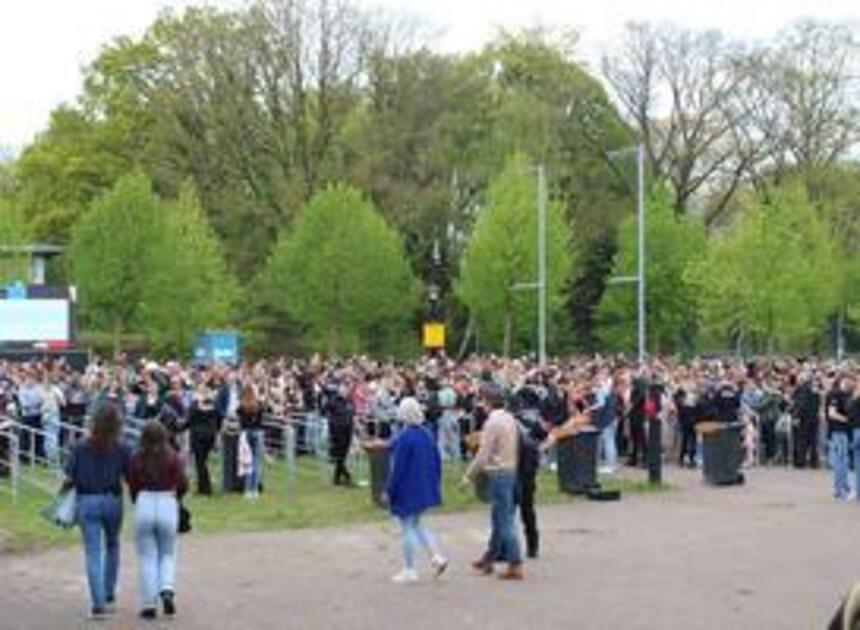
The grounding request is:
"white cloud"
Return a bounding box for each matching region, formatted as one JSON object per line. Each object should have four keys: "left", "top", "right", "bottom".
{"left": 2, "top": 0, "right": 859, "bottom": 153}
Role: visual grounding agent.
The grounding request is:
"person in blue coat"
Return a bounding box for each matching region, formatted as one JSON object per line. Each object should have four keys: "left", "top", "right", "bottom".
{"left": 386, "top": 397, "right": 448, "bottom": 584}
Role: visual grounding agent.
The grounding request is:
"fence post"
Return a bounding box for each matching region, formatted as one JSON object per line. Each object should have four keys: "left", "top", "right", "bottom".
{"left": 284, "top": 423, "right": 296, "bottom": 503}
{"left": 10, "top": 433, "right": 19, "bottom": 506}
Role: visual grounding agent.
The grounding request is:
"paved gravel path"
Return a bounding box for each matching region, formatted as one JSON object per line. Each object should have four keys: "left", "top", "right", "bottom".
{"left": 3, "top": 466, "right": 856, "bottom": 629}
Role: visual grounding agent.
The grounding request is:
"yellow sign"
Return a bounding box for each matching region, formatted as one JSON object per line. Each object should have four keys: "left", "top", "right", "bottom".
{"left": 423, "top": 323, "right": 446, "bottom": 349}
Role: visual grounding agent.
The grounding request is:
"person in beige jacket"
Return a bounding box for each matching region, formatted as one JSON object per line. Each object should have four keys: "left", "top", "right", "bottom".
{"left": 462, "top": 382, "right": 524, "bottom": 580}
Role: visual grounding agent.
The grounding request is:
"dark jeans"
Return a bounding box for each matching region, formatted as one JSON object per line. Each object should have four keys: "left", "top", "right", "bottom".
{"left": 647, "top": 420, "right": 662, "bottom": 484}
{"left": 333, "top": 455, "right": 352, "bottom": 485}
{"left": 794, "top": 421, "right": 819, "bottom": 469}
{"left": 191, "top": 433, "right": 216, "bottom": 495}
{"left": 78, "top": 493, "right": 123, "bottom": 609}
{"left": 487, "top": 470, "right": 522, "bottom": 565}
{"left": 20, "top": 415, "right": 43, "bottom": 464}
{"left": 760, "top": 420, "right": 776, "bottom": 463}
{"left": 679, "top": 420, "right": 697, "bottom": 465}
{"left": 628, "top": 416, "right": 646, "bottom": 467}
{"left": 517, "top": 474, "right": 538, "bottom": 557}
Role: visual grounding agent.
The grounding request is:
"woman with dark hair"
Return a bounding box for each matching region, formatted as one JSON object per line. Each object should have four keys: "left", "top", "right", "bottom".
{"left": 64, "top": 403, "right": 131, "bottom": 619}
{"left": 129, "top": 421, "right": 188, "bottom": 620}
{"left": 237, "top": 385, "right": 264, "bottom": 499}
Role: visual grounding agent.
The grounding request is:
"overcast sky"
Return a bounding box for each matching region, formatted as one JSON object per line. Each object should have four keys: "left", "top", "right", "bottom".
{"left": 2, "top": 0, "right": 859, "bottom": 155}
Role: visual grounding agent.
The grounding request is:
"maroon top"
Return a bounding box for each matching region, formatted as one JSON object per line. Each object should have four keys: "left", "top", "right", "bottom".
{"left": 128, "top": 451, "right": 188, "bottom": 501}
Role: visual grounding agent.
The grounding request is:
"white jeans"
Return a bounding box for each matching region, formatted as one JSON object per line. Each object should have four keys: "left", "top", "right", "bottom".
{"left": 134, "top": 491, "right": 179, "bottom": 608}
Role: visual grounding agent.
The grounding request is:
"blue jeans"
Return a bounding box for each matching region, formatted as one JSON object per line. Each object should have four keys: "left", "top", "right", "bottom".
{"left": 830, "top": 433, "right": 850, "bottom": 499}
{"left": 399, "top": 513, "right": 439, "bottom": 570}
{"left": 438, "top": 410, "right": 460, "bottom": 461}
{"left": 600, "top": 420, "right": 618, "bottom": 470}
{"left": 43, "top": 409, "right": 61, "bottom": 465}
{"left": 852, "top": 429, "right": 860, "bottom": 500}
{"left": 134, "top": 491, "right": 179, "bottom": 608}
{"left": 77, "top": 493, "right": 123, "bottom": 609}
{"left": 487, "top": 470, "right": 522, "bottom": 565}
{"left": 243, "top": 429, "right": 264, "bottom": 493}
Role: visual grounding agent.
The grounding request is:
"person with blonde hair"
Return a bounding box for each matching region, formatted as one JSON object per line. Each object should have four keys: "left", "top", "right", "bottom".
{"left": 386, "top": 397, "right": 448, "bottom": 584}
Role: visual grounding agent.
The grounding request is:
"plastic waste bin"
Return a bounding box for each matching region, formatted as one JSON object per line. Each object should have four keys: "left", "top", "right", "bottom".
{"left": 556, "top": 428, "right": 599, "bottom": 494}
{"left": 701, "top": 422, "right": 745, "bottom": 486}
{"left": 365, "top": 443, "right": 390, "bottom": 507}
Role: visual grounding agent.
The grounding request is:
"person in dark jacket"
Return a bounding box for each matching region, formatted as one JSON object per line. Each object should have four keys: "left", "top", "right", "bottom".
{"left": 514, "top": 402, "right": 546, "bottom": 559}
{"left": 627, "top": 375, "right": 648, "bottom": 467}
{"left": 792, "top": 374, "right": 821, "bottom": 469}
{"left": 187, "top": 384, "right": 222, "bottom": 496}
{"left": 63, "top": 403, "right": 131, "bottom": 619}
{"left": 324, "top": 382, "right": 355, "bottom": 486}
{"left": 386, "top": 397, "right": 448, "bottom": 583}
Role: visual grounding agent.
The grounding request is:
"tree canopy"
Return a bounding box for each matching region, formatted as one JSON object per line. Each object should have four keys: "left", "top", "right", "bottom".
{"left": 259, "top": 184, "right": 420, "bottom": 355}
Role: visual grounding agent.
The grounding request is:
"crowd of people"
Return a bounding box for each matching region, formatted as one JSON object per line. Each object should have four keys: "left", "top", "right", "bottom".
{"left": 2, "top": 353, "right": 858, "bottom": 478}
{"left": 3, "top": 352, "right": 860, "bottom": 618}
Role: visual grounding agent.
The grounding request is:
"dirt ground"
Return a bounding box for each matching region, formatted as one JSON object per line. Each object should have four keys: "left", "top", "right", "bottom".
{"left": 2, "top": 466, "right": 856, "bottom": 629}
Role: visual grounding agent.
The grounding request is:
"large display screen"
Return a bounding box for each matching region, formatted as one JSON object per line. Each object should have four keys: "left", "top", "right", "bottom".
{"left": 0, "top": 299, "right": 71, "bottom": 343}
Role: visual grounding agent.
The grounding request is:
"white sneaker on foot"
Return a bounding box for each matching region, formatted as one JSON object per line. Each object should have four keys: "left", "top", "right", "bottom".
{"left": 391, "top": 569, "right": 419, "bottom": 584}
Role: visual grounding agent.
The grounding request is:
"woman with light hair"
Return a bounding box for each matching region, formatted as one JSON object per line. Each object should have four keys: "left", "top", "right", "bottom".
{"left": 386, "top": 397, "right": 448, "bottom": 583}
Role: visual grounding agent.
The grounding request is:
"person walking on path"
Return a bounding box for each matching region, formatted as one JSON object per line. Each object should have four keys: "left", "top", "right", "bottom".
{"left": 63, "top": 403, "right": 131, "bottom": 619}
{"left": 462, "top": 383, "right": 524, "bottom": 581}
{"left": 129, "top": 421, "right": 188, "bottom": 620}
{"left": 385, "top": 397, "right": 449, "bottom": 584}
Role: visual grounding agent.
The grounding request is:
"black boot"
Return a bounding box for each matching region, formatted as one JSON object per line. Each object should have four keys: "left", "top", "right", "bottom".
{"left": 161, "top": 590, "right": 176, "bottom": 616}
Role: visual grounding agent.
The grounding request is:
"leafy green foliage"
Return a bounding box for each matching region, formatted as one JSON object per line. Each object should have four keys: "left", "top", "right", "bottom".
{"left": 71, "top": 174, "right": 239, "bottom": 355}
{"left": 691, "top": 184, "right": 839, "bottom": 352}
{"left": 456, "top": 154, "right": 573, "bottom": 355}
{"left": 138, "top": 182, "right": 241, "bottom": 355}
{"left": 0, "top": 197, "right": 32, "bottom": 284}
{"left": 259, "top": 184, "right": 420, "bottom": 355}
{"left": 70, "top": 173, "right": 162, "bottom": 347}
{"left": 598, "top": 185, "right": 705, "bottom": 354}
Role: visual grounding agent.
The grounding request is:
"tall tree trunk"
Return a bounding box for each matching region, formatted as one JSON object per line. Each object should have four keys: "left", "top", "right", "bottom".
{"left": 503, "top": 308, "right": 512, "bottom": 358}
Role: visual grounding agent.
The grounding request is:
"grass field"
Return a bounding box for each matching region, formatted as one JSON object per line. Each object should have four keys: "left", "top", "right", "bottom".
{"left": 0, "top": 453, "right": 665, "bottom": 554}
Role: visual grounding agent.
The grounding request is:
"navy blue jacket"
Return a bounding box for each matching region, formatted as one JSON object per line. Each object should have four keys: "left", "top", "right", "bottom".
{"left": 66, "top": 441, "right": 131, "bottom": 496}
{"left": 386, "top": 425, "right": 442, "bottom": 519}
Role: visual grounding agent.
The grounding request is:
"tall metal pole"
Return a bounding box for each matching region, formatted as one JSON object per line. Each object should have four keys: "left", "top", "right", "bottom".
{"left": 537, "top": 164, "right": 547, "bottom": 366}
{"left": 636, "top": 144, "right": 646, "bottom": 364}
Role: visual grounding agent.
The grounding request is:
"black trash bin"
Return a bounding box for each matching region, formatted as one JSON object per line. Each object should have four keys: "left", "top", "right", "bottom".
{"left": 221, "top": 432, "right": 243, "bottom": 493}
{"left": 557, "top": 428, "right": 599, "bottom": 494}
{"left": 702, "top": 422, "right": 745, "bottom": 486}
{"left": 366, "top": 443, "right": 390, "bottom": 507}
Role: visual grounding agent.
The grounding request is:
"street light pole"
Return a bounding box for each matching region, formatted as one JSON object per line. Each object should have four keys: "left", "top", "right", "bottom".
{"left": 636, "top": 144, "right": 646, "bottom": 365}
{"left": 537, "top": 164, "right": 547, "bottom": 367}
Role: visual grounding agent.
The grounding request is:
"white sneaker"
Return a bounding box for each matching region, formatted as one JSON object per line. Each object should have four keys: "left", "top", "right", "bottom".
{"left": 391, "top": 569, "right": 419, "bottom": 584}
{"left": 598, "top": 466, "right": 615, "bottom": 475}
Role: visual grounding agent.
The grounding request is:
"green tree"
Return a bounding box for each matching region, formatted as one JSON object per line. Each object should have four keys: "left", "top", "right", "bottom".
{"left": 138, "top": 183, "right": 241, "bottom": 355}
{"left": 597, "top": 185, "right": 705, "bottom": 354}
{"left": 456, "top": 154, "right": 573, "bottom": 356}
{"left": 0, "top": 197, "right": 32, "bottom": 284}
{"left": 259, "top": 184, "right": 419, "bottom": 355}
{"left": 70, "top": 173, "right": 162, "bottom": 351}
{"left": 691, "top": 184, "right": 839, "bottom": 352}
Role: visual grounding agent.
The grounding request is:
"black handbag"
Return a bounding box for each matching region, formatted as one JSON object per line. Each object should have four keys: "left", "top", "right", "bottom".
{"left": 178, "top": 502, "right": 192, "bottom": 534}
